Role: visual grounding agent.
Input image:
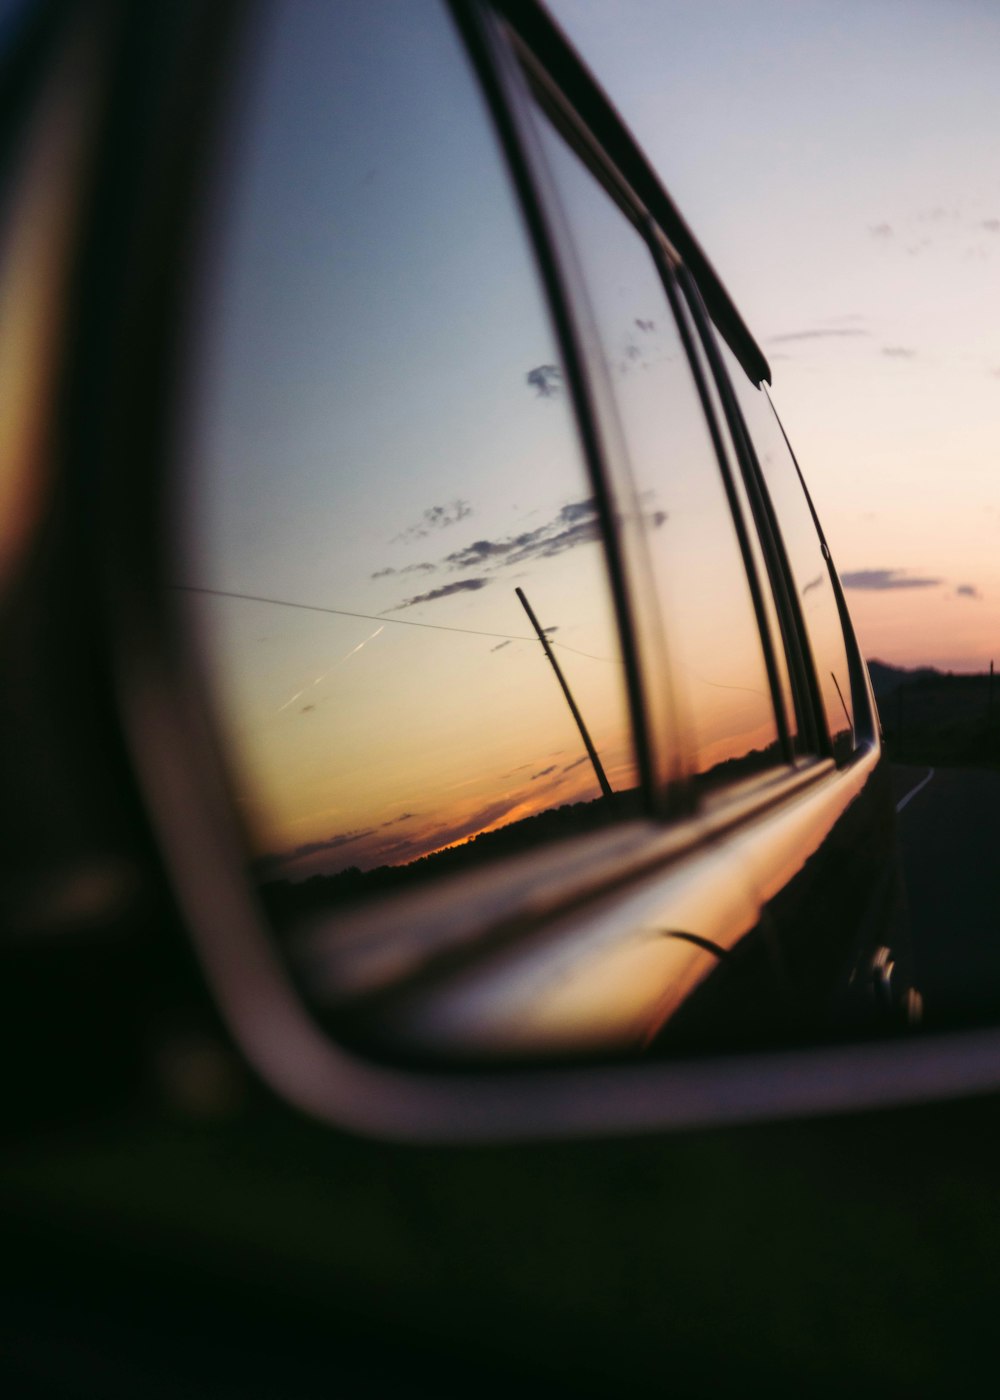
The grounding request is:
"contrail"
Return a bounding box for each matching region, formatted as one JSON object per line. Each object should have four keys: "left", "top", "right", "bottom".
{"left": 342, "top": 624, "right": 383, "bottom": 661}
{"left": 276, "top": 625, "right": 384, "bottom": 713}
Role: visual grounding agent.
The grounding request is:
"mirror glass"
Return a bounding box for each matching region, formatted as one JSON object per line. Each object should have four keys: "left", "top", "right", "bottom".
{"left": 172, "top": 0, "right": 998, "bottom": 1067}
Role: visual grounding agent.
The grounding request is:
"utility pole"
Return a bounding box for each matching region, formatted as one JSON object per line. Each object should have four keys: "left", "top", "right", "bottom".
{"left": 515, "top": 587, "right": 613, "bottom": 800}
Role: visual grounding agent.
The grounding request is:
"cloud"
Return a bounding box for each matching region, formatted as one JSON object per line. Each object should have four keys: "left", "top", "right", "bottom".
{"left": 882, "top": 346, "right": 917, "bottom": 359}
{"left": 390, "top": 577, "right": 490, "bottom": 610}
{"left": 393, "top": 500, "right": 472, "bottom": 543}
{"left": 983, "top": 219, "right": 1000, "bottom": 234}
{"left": 443, "top": 496, "right": 665, "bottom": 574}
{"left": 275, "top": 828, "right": 376, "bottom": 863}
{"left": 526, "top": 364, "right": 562, "bottom": 398}
{"left": 562, "top": 755, "right": 588, "bottom": 774}
{"left": 378, "top": 495, "right": 667, "bottom": 605}
{"left": 841, "top": 568, "right": 942, "bottom": 591}
{"left": 869, "top": 223, "right": 893, "bottom": 238}
{"left": 802, "top": 574, "right": 825, "bottom": 596}
{"left": 300, "top": 704, "right": 315, "bottom": 713}
{"left": 956, "top": 584, "right": 982, "bottom": 599}
{"left": 531, "top": 765, "right": 557, "bottom": 781}
{"left": 416, "top": 795, "right": 527, "bottom": 859}
{"left": 371, "top": 562, "right": 436, "bottom": 580}
{"left": 381, "top": 812, "right": 416, "bottom": 827}
{"left": 490, "top": 639, "right": 512, "bottom": 652}
{"left": 439, "top": 497, "right": 603, "bottom": 572}
{"left": 769, "top": 328, "right": 869, "bottom": 344}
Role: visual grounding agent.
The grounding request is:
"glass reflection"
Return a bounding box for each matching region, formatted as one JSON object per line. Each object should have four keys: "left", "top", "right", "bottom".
{"left": 176, "top": 0, "right": 639, "bottom": 918}
{"left": 721, "top": 339, "right": 856, "bottom": 764}
{"left": 535, "top": 113, "right": 782, "bottom": 796}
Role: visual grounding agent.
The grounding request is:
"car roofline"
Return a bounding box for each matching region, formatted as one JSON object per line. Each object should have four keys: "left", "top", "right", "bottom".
{"left": 492, "top": 0, "right": 771, "bottom": 387}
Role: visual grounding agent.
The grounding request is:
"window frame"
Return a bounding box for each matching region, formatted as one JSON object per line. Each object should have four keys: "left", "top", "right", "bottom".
{"left": 695, "top": 308, "right": 877, "bottom": 761}
{"left": 504, "top": 15, "right": 800, "bottom": 814}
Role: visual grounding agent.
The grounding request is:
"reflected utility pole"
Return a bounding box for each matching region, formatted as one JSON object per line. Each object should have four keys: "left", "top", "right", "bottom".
{"left": 515, "top": 587, "right": 612, "bottom": 800}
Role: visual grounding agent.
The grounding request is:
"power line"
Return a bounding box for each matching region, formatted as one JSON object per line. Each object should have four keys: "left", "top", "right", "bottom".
{"left": 169, "top": 584, "right": 617, "bottom": 663}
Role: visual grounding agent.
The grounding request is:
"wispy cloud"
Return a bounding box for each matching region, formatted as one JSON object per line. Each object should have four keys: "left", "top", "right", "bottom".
{"left": 956, "top": 584, "right": 982, "bottom": 599}
{"left": 390, "top": 578, "right": 490, "bottom": 611}
{"left": 531, "top": 765, "right": 557, "bottom": 781}
{"left": 869, "top": 223, "right": 894, "bottom": 238}
{"left": 841, "top": 568, "right": 942, "bottom": 591}
{"left": 282, "top": 828, "right": 376, "bottom": 862}
{"left": 380, "top": 496, "right": 664, "bottom": 611}
{"left": 983, "top": 219, "right": 1000, "bottom": 234}
{"left": 392, "top": 500, "right": 472, "bottom": 544}
{"left": 526, "top": 364, "right": 562, "bottom": 398}
{"left": 371, "top": 562, "right": 435, "bottom": 580}
{"left": 769, "top": 328, "right": 870, "bottom": 344}
{"left": 490, "top": 639, "right": 512, "bottom": 653}
{"left": 882, "top": 346, "right": 917, "bottom": 359}
{"left": 438, "top": 496, "right": 666, "bottom": 574}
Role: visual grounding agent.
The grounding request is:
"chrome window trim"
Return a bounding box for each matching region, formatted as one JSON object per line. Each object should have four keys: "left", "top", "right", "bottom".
{"left": 762, "top": 385, "right": 880, "bottom": 747}
{"left": 681, "top": 271, "right": 830, "bottom": 758}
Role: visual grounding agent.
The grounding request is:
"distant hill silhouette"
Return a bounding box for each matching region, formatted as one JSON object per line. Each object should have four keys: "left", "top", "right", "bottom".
{"left": 867, "top": 659, "right": 998, "bottom": 767}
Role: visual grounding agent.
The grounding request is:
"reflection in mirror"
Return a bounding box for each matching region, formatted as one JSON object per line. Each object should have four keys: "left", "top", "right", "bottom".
{"left": 533, "top": 108, "right": 784, "bottom": 799}
{"left": 719, "top": 338, "right": 856, "bottom": 764}
{"left": 168, "top": 2, "right": 931, "bottom": 1068}
{"left": 175, "top": 1, "right": 639, "bottom": 943}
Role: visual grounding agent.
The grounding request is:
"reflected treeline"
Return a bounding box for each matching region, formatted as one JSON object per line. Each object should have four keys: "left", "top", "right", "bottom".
{"left": 690, "top": 738, "right": 785, "bottom": 796}
{"left": 259, "top": 742, "right": 812, "bottom": 928}
{"left": 260, "top": 787, "right": 644, "bottom": 926}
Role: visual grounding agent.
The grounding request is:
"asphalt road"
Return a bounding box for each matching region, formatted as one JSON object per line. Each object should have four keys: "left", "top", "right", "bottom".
{"left": 891, "top": 763, "right": 1000, "bottom": 1025}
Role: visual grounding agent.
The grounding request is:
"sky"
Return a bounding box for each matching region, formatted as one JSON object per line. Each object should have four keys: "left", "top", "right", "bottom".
{"left": 549, "top": 0, "right": 1000, "bottom": 674}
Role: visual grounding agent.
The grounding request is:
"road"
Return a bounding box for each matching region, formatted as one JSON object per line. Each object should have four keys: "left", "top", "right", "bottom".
{"left": 891, "top": 764, "right": 1000, "bottom": 1025}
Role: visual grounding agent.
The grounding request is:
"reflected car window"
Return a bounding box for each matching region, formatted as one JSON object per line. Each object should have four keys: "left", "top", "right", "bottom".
{"left": 534, "top": 112, "right": 782, "bottom": 798}
{"left": 720, "top": 339, "right": 856, "bottom": 764}
{"left": 175, "top": 0, "right": 639, "bottom": 914}
{"left": 674, "top": 283, "right": 804, "bottom": 760}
